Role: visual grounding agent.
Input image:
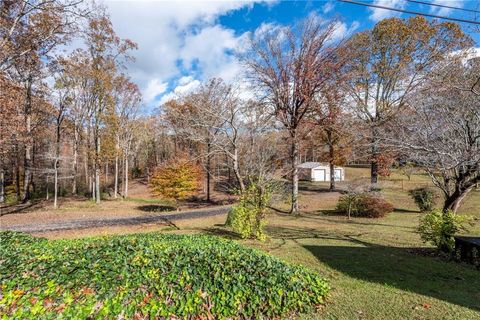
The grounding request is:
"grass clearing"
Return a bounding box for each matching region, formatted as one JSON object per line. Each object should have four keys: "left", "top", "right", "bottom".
{"left": 238, "top": 211, "right": 480, "bottom": 319}
{"left": 2, "top": 168, "right": 479, "bottom": 319}
{"left": 201, "top": 168, "right": 480, "bottom": 319}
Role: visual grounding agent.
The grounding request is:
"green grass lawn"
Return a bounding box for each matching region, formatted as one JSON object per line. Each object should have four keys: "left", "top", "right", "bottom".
{"left": 241, "top": 212, "right": 480, "bottom": 319}
{"left": 2, "top": 168, "right": 479, "bottom": 319}
{"left": 234, "top": 167, "right": 480, "bottom": 319}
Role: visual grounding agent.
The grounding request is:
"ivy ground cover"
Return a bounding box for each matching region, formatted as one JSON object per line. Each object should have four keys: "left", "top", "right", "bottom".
{"left": 0, "top": 231, "right": 329, "bottom": 319}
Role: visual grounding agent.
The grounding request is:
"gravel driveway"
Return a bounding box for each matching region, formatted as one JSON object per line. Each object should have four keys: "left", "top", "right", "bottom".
{"left": 0, "top": 206, "right": 230, "bottom": 233}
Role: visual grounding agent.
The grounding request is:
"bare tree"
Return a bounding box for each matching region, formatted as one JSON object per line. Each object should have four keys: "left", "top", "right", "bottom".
{"left": 244, "top": 16, "right": 341, "bottom": 213}
{"left": 395, "top": 54, "right": 480, "bottom": 212}
{"left": 311, "top": 83, "right": 353, "bottom": 191}
{"left": 111, "top": 75, "right": 141, "bottom": 198}
{"left": 50, "top": 61, "right": 72, "bottom": 208}
{"left": 342, "top": 16, "right": 471, "bottom": 188}
{"left": 82, "top": 13, "right": 137, "bottom": 203}
{"left": 12, "top": 52, "right": 42, "bottom": 202}
{"left": 0, "top": 0, "right": 89, "bottom": 73}
{"left": 163, "top": 79, "right": 234, "bottom": 202}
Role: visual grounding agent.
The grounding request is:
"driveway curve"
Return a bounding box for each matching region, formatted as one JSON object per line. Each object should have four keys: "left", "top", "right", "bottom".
{"left": 0, "top": 205, "right": 231, "bottom": 233}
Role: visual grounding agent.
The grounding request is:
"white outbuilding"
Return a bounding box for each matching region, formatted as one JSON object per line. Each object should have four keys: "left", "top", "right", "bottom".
{"left": 297, "top": 162, "right": 345, "bottom": 182}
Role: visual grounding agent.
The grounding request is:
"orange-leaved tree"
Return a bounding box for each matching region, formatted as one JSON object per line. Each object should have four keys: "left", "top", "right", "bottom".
{"left": 150, "top": 158, "right": 202, "bottom": 208}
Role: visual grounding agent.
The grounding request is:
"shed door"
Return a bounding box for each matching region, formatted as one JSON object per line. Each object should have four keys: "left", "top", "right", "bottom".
{"left": 313, "top": 169, "right": 326, "bottom": 181}
{"left": 334, "top": 169, "right": 342, "bottom": 181}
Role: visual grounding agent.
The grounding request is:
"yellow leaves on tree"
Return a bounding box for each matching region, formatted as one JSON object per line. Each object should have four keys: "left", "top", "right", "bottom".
{"left": 150, "top": 158, "right": 202, "bottom": 202}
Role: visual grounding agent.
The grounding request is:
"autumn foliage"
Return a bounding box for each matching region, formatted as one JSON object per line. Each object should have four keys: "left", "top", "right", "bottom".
{"left": 150, "top": 158, "right": 202, "bottom": 203}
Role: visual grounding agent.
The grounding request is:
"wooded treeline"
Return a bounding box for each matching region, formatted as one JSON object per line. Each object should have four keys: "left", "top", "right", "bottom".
{"left": 1, "top": 1, "right": 479, "bottom": 214}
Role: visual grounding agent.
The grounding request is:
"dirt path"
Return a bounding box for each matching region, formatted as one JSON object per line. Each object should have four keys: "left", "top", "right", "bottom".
{"left": 1, "top": 206, "right": 230, "bottom": 233}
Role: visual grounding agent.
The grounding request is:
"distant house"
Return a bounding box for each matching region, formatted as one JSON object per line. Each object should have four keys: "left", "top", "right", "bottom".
{"left": 297, "top": 162, "right": 345, "bottom": 182}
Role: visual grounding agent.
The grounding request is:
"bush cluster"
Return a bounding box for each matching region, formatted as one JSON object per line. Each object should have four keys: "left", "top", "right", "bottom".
{"left": 0, "top": 231, "right": 329, "bottom": 319}
{"left": 409, "top": 187, "right": 436, "bottom": 212}
{"left": 150, "top": 158, "right": 202, "bottom": 206}
{"left": 227, "top": 183, "right": 272, "bottom": 240}
{"left": 336, "top": 193, "right": 394, "bottom": 218}
{"left": 418, "top": 209, "right": 475, "bottom": 253}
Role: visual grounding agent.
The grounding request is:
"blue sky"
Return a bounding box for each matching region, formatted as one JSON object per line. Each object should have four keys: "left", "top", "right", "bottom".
{"left": 220, "top": 1, "right": 480, "bottom": 39}
{"left": 103, "top": 0, "right": 480, "bottom": 112}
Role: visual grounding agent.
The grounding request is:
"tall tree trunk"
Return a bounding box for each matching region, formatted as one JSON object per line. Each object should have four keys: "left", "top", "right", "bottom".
{"left": 232, "top": 148, "right": 245, "bottom": 193}
{"left": 14, "top": 141, "right": 20, "bottom": 201}
{"left": 95, "top": 132, "right": 101, "bottom": 204}
{"left": 0, "top": 170, "right": 4, "bottom": 203}
{"left": 95, "top": 167, "right": 100, "bottom": 203}
{"left": 53, "top": 158, "right": 59, "bottom": 209}
{"left": 53, "top": 117, "right": 61, "bottom": 209}
{"left": 86, "top": 121, "right": 91, "bottom": 189}
{"left": 124, "top": 155, "right": 129, "bottom": 198}
{"left": 443, "top": 185, "right": 475, "bottom": 213}
{"left": 206, "top": 141, "right": 211, "bottom": 202}
{"left": 226, "top": 153, "right": 231, "bottom": 184}
{"left": 291, "top": 133, "right": 299, "bottom": 214}
{"left": 114, "top": 154, "right": 119, "bottom": 198}
{"left": 114, "top": 135, "right": 119, "bottom": 198}
{"left": 121, "top": 154, "right": 125, "bottom": 198}
{"left": 85, "top": 158, "right": 89, "bottom": 193}
{"left": 88, "top": 174, "right": 92, "bottom": 195}
{"left": 22, "top": 80, "right": 33, "bottom": 203}
{"left": 31, "top": 143, "right": 36, "bottom": 193}
{"left": 328, "top": 130, "right": 335, "bottom": 191}
{"left": 329, "top": 162, "right": 335, "bottom": 191}
{"left": 46, "top": 176, "right": 49, "bottom": 200}
{"left": 133, "top": 155, "right": 138, "bottom": 175}
{"left": 91, "top": 174, "right": 96, "bottom": 201}
{"left": 370, "top": 126, "right": 379, "bottom": 187}
{"left": 72, "top": 126, "right": 78, "bottom": 195}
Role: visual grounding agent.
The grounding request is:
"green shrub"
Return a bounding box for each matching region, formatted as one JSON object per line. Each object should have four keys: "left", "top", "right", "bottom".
{"left": 336, "top": 193, "right": 394, "bottom": 218}
{"left": 418, "top": 209, "right": 475, "bottom": 253}
{"left": 409, "top": 187, "right": 436, "bottom": 212}
{"left": 228, "top": 183, "right": 272, "bottom": 240}
{"left": 131, "top": 166, "right": 142, "bottom": 178}
{"left": 336, "top": 193, "right": 361, "bottom": 219}
{"left": 4, "top": 185, "right": 18, "bottom": 204}
{"left": 0, "top": 231, "right": 329, "bottom": 319}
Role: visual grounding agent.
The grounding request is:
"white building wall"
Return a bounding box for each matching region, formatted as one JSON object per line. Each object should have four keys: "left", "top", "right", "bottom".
{"left": 310, "top": 166, "right": 345, "bottom": 182}
{"left": 298, "top": 163, "right": 345, "bottom": 182}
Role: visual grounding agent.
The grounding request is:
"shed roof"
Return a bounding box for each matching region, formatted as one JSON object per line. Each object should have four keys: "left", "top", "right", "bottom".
{"left": 297, "top": 162, "right": 328, "bottom": 169}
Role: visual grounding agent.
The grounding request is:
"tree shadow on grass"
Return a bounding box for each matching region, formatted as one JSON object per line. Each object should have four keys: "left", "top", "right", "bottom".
{"left": 201, "top": 226, "right": 242, "bottom": 240}
{"left": 394, "top": 208, "right": 419, "bottom": 213}
{"left": 268, "top": 206, "right": 291, "bottom": 215}
{"left": 294, "top": 210, "right": 417, "bottom": 231}
{"left": 0, "top": 200, "right": 44, "bottom": 216}
{"left": 304, "top": 243, "right": 480, "bottom": 312}
{"left": 265, "top": 225, "right": 370, "bottom": 247}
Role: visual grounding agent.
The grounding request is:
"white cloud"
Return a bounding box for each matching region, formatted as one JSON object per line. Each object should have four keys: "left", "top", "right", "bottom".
{"left": 143, "top": 79, "right": 168, "bottom": 103}
{"left": 429, "top": 0, "right": 463, "bottom": 16}
{"left": 180, "top": 25, "right": 242, "bottom": 81}
{"left": 330, "top": 20, "right": 360, "bottom": 42}
{"left": 322, "top": 1, "right": 335, "bottom": 14}
{"left": 102, "top": 0, "right": 268, "bottom": 109}
{"left": 178, "top": 76, "right": 195, "bottom": 86}
{"left": 158, "top": 76, "right": 201, "bottom": 105}
{"left": 369, "top": 0, "right": 406, "bottom": 22}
